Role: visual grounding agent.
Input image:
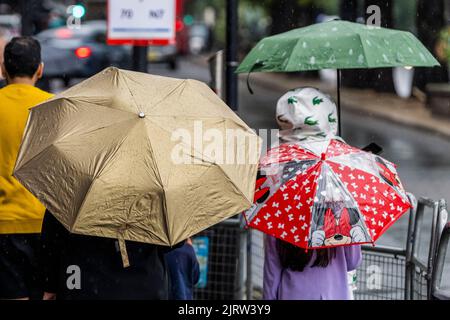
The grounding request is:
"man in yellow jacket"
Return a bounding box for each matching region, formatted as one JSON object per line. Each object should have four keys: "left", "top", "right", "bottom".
{"left": 0, "top": 37, "right": 53, "bottom": 299}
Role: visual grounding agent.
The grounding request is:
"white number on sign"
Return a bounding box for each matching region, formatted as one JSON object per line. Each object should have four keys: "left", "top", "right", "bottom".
{"left": 121, "top": 9, "right": 133, "bottom": 19}
{"left": 149, "top": 9, "right": 164, "bottom": 18}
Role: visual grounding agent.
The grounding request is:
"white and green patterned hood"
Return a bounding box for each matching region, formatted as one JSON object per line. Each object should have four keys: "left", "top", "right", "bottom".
{"left": 276, "top": 87, "right": 338, "bottom": 142}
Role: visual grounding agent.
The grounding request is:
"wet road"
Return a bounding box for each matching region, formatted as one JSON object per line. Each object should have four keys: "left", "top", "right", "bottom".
{"left": 51, "top": 57, "right": 450, "bottom": 250}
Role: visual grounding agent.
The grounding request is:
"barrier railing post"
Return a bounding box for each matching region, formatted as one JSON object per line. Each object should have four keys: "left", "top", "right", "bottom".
{"left": 405, "top": 193, "right": 418, "bottom": 300}
{"left": 431, "top": 224, "right": 450, "bottom": 299}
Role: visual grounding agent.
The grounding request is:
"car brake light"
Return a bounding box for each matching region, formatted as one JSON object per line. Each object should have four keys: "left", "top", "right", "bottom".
{"left": 176, "top": 20, "right": 184, "bottom": 32}
{"left": 75, "top": 47, "right": 92, "bottom": 59}
{"left": 56, "top": 28, "right": 73, "bottom": 39}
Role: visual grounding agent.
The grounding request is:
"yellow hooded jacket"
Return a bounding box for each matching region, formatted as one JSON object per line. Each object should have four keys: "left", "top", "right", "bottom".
{"left": 0, "top": 83, "right": 53, "bottom": 234}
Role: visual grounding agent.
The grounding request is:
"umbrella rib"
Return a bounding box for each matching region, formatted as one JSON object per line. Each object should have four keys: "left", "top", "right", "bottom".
{"left": 356, "top": 32, "right": 371, "bottom": 69}
{"left": 284, "top": 38, "right": 304, "bottom": 71}
{"left": 60, "top": 96, "right": 138, "bottom": 116}
{"left": 147, "top": 80, "right": 187, "bottom": 112}
{"left": 139, "top": 124, "right": 173, "bottom": 244}
{"left": 120, "top": 71, "right": 142, "bottom": 114}
{"left": 144, "top": 116, "right": 219, "bottom": 165}
{"left": 70, "top": 122, "right": 140, "bottom": 232}
{"left": 325, "top": 163, "right": 373, "bottom": 241}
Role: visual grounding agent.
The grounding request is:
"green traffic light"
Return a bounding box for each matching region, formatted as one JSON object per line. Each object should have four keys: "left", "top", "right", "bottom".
{"left": 72, "top": 5, "right": 86, "bottom": 19}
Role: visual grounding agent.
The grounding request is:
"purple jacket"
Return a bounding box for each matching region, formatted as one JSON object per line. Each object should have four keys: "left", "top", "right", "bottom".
{"left": 263, "top": 235, "right": 362, "bottom": 300}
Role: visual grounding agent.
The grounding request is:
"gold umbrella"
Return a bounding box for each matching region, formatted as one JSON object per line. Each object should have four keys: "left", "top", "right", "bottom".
{"left": 14, "top": 67, "right": 260, "bottom": 267}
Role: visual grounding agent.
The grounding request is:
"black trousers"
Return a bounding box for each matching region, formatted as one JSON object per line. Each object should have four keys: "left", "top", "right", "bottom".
{"left": 0, "top": 234, "right": 42, "bottom": 299}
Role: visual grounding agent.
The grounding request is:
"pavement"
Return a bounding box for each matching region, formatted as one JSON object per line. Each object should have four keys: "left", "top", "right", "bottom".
{"left": 189, "top": 54, "right": 450, "bottom": 139}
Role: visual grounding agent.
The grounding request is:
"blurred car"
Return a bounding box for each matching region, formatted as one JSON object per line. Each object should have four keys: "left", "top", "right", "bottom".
{"left": 36, "top": 20, "right": 131, "bottom": 85}
{"left": 188, "top": 23, "right": 212, "bottom": 55}
{"left": 0, "top": 14, "right": 21, "bottom": 37}
{"left": 147, "top": 44, "right": 178, "bottom": 70}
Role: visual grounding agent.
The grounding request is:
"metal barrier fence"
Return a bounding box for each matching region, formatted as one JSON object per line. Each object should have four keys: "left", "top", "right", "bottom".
{"left": 406, "top": 198, "right": 448, "bottom": 299}
{"left": 431, "top": 203, "right": 450, "bottom": 300}
{"left": 354, "top": 245, "right": 407, "bottom": 300}
{"left": 192, "top": 196, "right": 448, "bottom": 300}
{"left": 193, "top": 218, "right": 245, "bottom": 300}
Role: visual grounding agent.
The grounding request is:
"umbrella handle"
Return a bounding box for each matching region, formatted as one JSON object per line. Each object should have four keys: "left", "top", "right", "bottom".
{"left": 246, "top": 72, "right": 254, "bottom": 95}
{"left": 337, "top": 69, "right": 341, "bottom": 136}
{"left": 246, "top": 62, "right": 265, "bottom": 95}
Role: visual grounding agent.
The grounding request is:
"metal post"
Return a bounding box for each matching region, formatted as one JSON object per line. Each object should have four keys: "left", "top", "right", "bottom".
{"left": 226, "top": 0, "right": 238, "bottom": 111}
{"left": 208, "top": 50, "right": 225, "bottom": 99}
{"left": 132, "top": 45, "right": 148, "bottom": 73}
{"left": 431, "top": 222, "right": 450, "bottom": 300}
{"left": 337, "top": 69, "right": 342, "bottom": 136}
{"left": 405, "top": 193, "right": 417, "bottom": 300}
{"left": 19, "top": 0, "right": 35, "bottom": 36}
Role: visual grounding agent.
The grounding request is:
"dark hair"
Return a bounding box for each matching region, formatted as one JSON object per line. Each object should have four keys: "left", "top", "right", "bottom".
{"left": 276, "top": 238, "right": 336, "bottom": 272}
{"left": 3, "top": 36, "right": 41, "bottom": 79}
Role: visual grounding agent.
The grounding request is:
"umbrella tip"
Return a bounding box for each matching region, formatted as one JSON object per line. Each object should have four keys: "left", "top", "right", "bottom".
{"left": 138, "top": 112, "right": 146, "bottom": 119}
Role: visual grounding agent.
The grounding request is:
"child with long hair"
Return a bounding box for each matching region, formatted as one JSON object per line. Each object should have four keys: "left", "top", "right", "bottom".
{"left": 263, "top": 87, "right": 362, "bottom": 300}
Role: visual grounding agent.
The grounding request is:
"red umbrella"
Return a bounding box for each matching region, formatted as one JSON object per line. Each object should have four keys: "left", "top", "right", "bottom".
{"left": 244, "top": 139, "right": 412, "bottom": 249}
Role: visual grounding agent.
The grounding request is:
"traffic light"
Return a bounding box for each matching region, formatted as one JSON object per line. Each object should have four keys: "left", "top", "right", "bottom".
{"left": 71, "top": 4, "right": 86, "bottom": 19}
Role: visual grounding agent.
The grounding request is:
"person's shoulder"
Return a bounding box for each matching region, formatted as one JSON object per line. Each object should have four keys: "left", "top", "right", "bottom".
{"left": 32, "top": 87, "right": 54, "bottom": 100}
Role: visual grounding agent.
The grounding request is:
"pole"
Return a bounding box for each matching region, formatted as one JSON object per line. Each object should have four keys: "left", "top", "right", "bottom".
{"left": 226, "top": 0, "right": 238, "bottom": 111}
{"left": 132, "top": 45, "right": 148, "bottom": 73}
{"left": 19, "top": 0, "right": 35, "bottom": 36}
{"left": 337, "top": 69, "right": 342, "bottom": 136}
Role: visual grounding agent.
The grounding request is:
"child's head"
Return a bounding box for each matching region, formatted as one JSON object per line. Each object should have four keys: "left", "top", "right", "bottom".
{"left": 276, "top": 87, "right": 338, "bottom": 140}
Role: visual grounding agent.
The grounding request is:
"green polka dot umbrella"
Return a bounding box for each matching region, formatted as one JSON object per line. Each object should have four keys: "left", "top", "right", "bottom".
{"left": 236, "top": 20, "right": 440, "bottom": 133}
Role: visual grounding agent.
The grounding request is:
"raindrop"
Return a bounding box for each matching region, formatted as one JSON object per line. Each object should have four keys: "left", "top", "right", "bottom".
{"left": 310, "top": 56, "right": 316, "bottom": 65}
{"left": 325, "top": 41, "right": 330, "bottom": 47}
{"left": 302, "top": 41, "right": 307, "bottom": 48}
{"left": 259, "top": 43, "right": 265, "bottom": 50}
{"left": 358, "top": 54, "right": 365, "bottom": 64}
{"left": 419, "top": 52, "right": 426, "bottom": 62}
{"left": 365, "top": 39, "right": 372, "bottom": 46}
{"left": 408, "top": 47, "right": 414, "bottom": 53}
{"left": 332, "top": 27, "right": 338, "bottom": 32}
{"left": 382, "top": 54, "right": 389, "bottom": 62}
{"left": 349, "top": 49, "right": 353, "bottom": 55}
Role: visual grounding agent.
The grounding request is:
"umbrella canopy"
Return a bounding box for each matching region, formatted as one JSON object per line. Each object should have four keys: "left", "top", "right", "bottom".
{"left": 236, "top": 20, "right": 439, "bottom": 73}
{"left": 244, "top": 139, "right": 411, "bottom": 249}
{"left": 14, "top": 67, "right": 260, "bottom": 266}
{"left": 236, "top": 20, "right": 440, "bottom": 135}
